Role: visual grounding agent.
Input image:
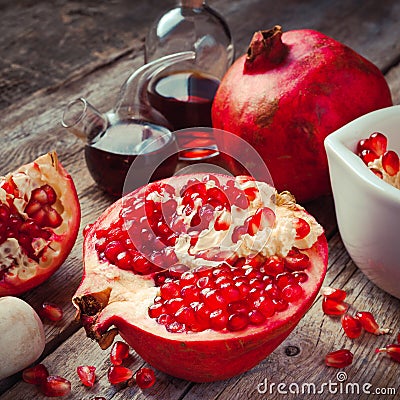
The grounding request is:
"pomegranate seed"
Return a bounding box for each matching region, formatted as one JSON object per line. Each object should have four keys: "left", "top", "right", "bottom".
{"left": 227, "top": 312, "right": 249, "bottom": 331}
{"left": 284, "top": 248, "right": 310, "bottom": 271}
{"left": 293, "top": 271, "right": 308, "bottom": 283}
{"left": 382, "top": 150, "right": 399, "bottom": 176}
{"left": 355, "top": 311, "right": 390, "bottom": 335}
{"left": 276, "top": 272, "right": 295, "bottom": 290}
{"left": 370, "top": 168, "right": 383, "bottom": 179}
{"left": 135, "top": 367, "right": 156, "bottom": 389}
{"left": 325, "top": 349, "right": 353, "bottom": 368}
{"left": 341, "top": 314, "right": 362, "bottom": 339}
{"left": 272, "top": 298, "right": 288, "bottom": 312}
{"left": 31, "top": 186, "right": 50, "bottom": 204}
{"left": 375, "top": 344, "right": 400, "bottom": 363}
{"left": 166, "top": 321, "right": 185, "bottom": 333}
{"left": 282, "top": 283, "right": 303, "bottom": 303}
{"left": 360, "top": 149, "right": 378, "bottom": 164}
{"left": 321, "top": 286, "right": 347, "bottom": 301}
{"left": 227, "top": 300, "right": 250, "bottom": 314}
{"left": 368, "top": 132, "right": 387, "bottom": 156}
{"left": 40, "top": 376, "right": 71, "bottom": 397}
{"left": 175, "top": 306, "right": 197, "bottom": 327}
{"left": 357, "top": 137, "right": 371, "bottom": 153}
{"left": 203, "top": 289, "right": 227, "bottom": 310}
{"left": 322, "top": 298, "right": 348, "bottom": 316}
{"left": 180, "top": 284, "right": 200, "bottom": 302}
{"left": 160, "top": 282, "right": 180, "bottom": 300}
{"left": 148, "top": 303, "right": 166, "bottom": 318}
{"left": 165, "top": 298, "right": 185, "bottom": 314}
{"left": 157, "top": 313, "right": 174, "bottom": 326}
{"left": 248, "top": 309, "right": 266, "bottom": 325}
{"left": 108, "top": 365, "right": 133, "bottom": 384}
{"left": 77, "top": 365, "right": 96, "bottom": 387}
{"left": 247, "top": 207, "right": 275, "bottom": 235}
{"left": 110, "top": 341, "right": 130, "bottom": 365}
{"left": 293, "top": 217, "right": 311, "bottom": 239}
{"left": 254, "top": 296, "right": 275, "bottom": 318}
{"left": 22, "top": 364, "right": 49, "bottom": 385}
{"left": 209, "top": 309, "right": 229, "bottom": 330}
{"left": 40, "top": 302, "right": 63, "bottom": 322}
{"left": 262, "top": 256, "right": 285, "bottom": 276}
{"left": 214, "top": 212, "right": 231, "bottom": 231}
{"left": 219, "top": 284, "right": 241, "bottom": 303}
{"left": 45, "top": 206, "right": 62, "bottom": 228}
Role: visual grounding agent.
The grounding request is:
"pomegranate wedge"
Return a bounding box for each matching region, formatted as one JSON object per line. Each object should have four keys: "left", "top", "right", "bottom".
{"left": 73, "top": 174, "right": 327, "bottom": 382}
{"left": 0, "top": 152, "right": 80, "bottom": 296}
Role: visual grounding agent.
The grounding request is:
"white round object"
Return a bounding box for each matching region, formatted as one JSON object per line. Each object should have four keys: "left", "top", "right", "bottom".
{"left": 0, "top": 296, "right": 45, "bottom": 379}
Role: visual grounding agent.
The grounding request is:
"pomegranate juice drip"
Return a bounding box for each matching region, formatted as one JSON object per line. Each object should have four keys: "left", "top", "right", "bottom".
{"left": 148, "top": 70, "right": 220, "bottom": 130}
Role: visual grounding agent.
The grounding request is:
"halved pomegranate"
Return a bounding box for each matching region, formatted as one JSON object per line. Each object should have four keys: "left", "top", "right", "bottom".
{"left": 73, "top": 174, "right": 327, "bottom": 382}
{"left": 0, "top": 152, "right": 80, "bottom": 296}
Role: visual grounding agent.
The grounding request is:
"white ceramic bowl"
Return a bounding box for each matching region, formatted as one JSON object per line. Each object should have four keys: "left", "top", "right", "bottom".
{"left": 324, "top": 105, "right": 400, "bottom": 299}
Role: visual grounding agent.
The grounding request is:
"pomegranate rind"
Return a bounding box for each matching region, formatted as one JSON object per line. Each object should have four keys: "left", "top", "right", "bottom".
{"left": 73, "top": 174, "right": 327, "bottom": 382}
{"left": 0, "top": 152, "right": 80, "bottom": 296}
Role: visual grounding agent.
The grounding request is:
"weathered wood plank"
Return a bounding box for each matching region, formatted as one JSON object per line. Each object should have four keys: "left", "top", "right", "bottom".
{"left": 1, "top": 0, "right": 400, "bottom": 113}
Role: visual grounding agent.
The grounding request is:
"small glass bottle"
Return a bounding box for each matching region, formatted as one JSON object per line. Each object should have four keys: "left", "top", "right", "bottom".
{"left": 144, "top": 0, "right": 234, "bottom": 131}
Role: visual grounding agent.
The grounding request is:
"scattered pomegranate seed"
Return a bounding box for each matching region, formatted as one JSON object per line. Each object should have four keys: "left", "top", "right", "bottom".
{"left": 355, "top": 311, "right": 390, "bottom": 335}
{"left": 341, "top": 314, "right": 362, "bottom": 339}
{"left": 22, "top": 364, "right": 49, "bottom": 385}
{"left": 108, "top": 365, "right": 134, "bottom": 384}
{"left": 40, "top": 375, "right": 71, "bottom": 397}
{"left": 77, "top": 365, "right": 96, "bottom": 387}
{"left": 382, "top": 150, "right": 399, "bottom": 176}
{"left": 321, "top": 286, "right": 347, "bottom": 301}
{"left": 322, "top": 298, "right": 348, "bottom": 316}
{"left": 40, "top": 302, "right": 63, "bottom": 322}
{"left": 325, "top": 349, "right": 353, "bottom": 368}
{"left": 375, "top": 344, "right": 400, "bottom": 363}
{"left": 135, "top": 367, "right": 156, "bottom": 389}
{"left": 110, "top": 341, "right": 130, "bottom": 365}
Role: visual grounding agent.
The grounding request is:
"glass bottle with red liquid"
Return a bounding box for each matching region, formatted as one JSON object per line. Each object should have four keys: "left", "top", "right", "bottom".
{"left": 145, "top": 0, "right": 234, "bottom": 161}
{"left": 62, "top": 52, "right": 196, "bottom": 197}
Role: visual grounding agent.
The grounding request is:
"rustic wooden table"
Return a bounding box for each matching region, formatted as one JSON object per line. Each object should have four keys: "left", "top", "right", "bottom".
{"left": 0, "top": 0, "right": 399, "bottom": 399}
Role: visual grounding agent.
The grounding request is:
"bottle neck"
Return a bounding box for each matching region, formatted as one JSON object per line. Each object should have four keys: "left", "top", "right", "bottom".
{"left": 180, "top": 0, "right": 205, "bottom": 8}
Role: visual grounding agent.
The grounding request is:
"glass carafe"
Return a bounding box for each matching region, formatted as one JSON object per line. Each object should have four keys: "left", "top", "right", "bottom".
{"left": 144, "top": 0, "right": 234, "bottom": 131}
{"left": 61, "top": 52, "right": 196, "bottom": 197}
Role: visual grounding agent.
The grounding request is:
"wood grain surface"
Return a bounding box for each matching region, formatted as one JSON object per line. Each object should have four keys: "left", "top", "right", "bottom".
{"left": 0, "top": 0, "right": 399, "bottom": 399}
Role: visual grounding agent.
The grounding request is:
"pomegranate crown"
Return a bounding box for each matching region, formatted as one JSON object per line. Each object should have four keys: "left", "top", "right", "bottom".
{"left": 245, "top": 25, "right": 288, "bottom": 73}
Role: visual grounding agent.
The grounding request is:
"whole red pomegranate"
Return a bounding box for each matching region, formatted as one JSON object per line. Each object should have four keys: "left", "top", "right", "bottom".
{"left": 73, "top": 173, "right": 327, "bottom": 382}
{"left": 212, "top": 26, "right": 393, "bottom": 202}
{"left": 0, "top": 152, "right": 80, "bottom": 295}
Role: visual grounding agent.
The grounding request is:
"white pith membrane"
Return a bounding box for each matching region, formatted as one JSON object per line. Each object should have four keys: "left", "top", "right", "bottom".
{"left": 0, "top": 153, "right": 73, "bottom": 282}
{"left": 84, "top": 174, "right": 325, "bottom": 338}
{"left": 368, "top": 157, "right": 400, "bottom": 189}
